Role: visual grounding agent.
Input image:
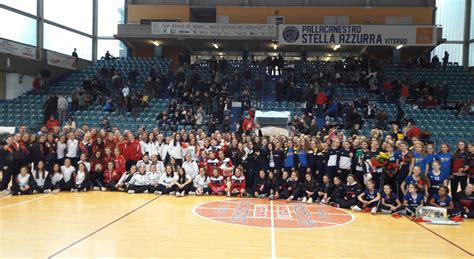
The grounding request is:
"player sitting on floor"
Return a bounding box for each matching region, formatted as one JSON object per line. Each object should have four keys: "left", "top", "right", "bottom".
{"left": 226, "top": 166, "right": 246, "bottom": 197}
{"left": 352, "top": 179, "right": 380, "bottom": 214}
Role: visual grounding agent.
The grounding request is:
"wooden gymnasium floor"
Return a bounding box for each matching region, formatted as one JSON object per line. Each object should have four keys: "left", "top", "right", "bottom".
{"left": 0, "top": 192, "right": 473, "bottom": 258}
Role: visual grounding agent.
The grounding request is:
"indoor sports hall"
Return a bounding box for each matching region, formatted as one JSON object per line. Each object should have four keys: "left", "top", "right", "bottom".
{"left": 0, "top": 0, "right": 473, "bottom": 258}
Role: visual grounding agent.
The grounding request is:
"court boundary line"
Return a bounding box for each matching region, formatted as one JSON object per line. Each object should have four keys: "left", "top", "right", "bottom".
{"left": 0, "top": 194, "right": 12, "bottom": 200}
{"left": 270, "top": 200, "right": 276, "bottom": 259}
{"left": 192, "top": 199, "right": 355, "bottom": 230}
{"left": 404, "top": 216, "right": 473, "bottom": 257}
{"left": 47, "top": 195, "right": 160, "bottom": 258}
{"left": 0, "top": 194, "right": 51, "bottom": 209}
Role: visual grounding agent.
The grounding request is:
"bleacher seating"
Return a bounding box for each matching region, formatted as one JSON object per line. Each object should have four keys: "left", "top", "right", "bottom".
{"left": 0, "top": 57, "right": 471, "bottom": 148}
{"left": 384, "top": 64, "right": 474, "bottom": 102}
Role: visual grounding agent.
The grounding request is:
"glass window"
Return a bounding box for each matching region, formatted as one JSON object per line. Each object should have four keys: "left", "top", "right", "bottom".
{"left": 98, "top": 0, "right": 125, "bottom": 36}
{"left": 98, "top": 39, "right": 125, "bottom": 60}
{"left": 432, "top": 43, "right": 463, "bottom": 65}
{"left": 471, "top": 2, "right": 474, "bottom": 39}
{"left": 436, "top": 0, "right": 465, "bottom": 41}
{"left": 0, "top": 9, "right": 36, "bottom": 46}
{"left": 0, "top": 0, "right": 37, "bottom": 15}
{"left": 44, "top": 0, "right": 92, "bottom": 34}
{"left": 44, "top": 24, "right": 92, "bottom": 60}
{"left": 469, "top": 43, "right": 474, "bottom": 66}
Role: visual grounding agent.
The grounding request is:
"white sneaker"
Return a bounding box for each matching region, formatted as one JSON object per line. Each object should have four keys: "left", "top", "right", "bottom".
{"left": 93, "top": 187, "right": 100, "bottom": 191}
{"left": 101, "top": 187, "right": 107, "bottom": 192}
{"left": 43, "top": 189, "right": 51, "bottom": 194}
{"left": 351, "top": 205, "right": 362, "bottom": 212}
{"left": 381, "top": 209, "right": 391, "bottom": 214}
{"left": 71, "top": 189, "right": 78, "bottom": 192}
{"left": 307, "top": 197, "right": 313, "bottom": 204}
{"left": 170, "top": 191, "right": 176, "bottom": 195}
{"left": 128, "top": 190, "right": 135, "bottom": 194}
{"left": 2, "top": 189, "right": 11, "bottom": 194}
{"left": 181, "top": 191, "right": 186, "bottom": 196}
{"left": 154, "top": 191, "right": 162, "bottom": 195}
{"left": 371, "top": 207, "right": 377, "bottom": 214}
{"left": 287, "top": 196, "right": 294, "bottom": 203}
{"left": 188, "top": 191, "right": 196, "bottom": 195}
{"left": 52, "top": 189, "right": 60, "bottom": 194}
{"left": 302, "top": 197, "right": 307, "bottom": 203}
{"left": 143, "top": 190, "right": 149, "bottom": 194}
{"left": 196, "top": 189, "right": 202, "bottom": 195}
{"left": 33, "top": 190, "right": 39, "bottom": 194}
{"left": 175, "top": 191, "right": 180, "bottom": 197}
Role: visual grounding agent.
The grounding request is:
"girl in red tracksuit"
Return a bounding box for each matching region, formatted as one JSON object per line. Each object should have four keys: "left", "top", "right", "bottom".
{"left": 103, "top": 161, "right": 122, "bottom": 191}
{"left": 226, "top": 166, "right": 246, "bottom": 197}
{"left": 209, "top": 168, "right": 226, "bottom": 195}
{"left": 113, "top": 148, "right": 127, "bottom": 175}
{"left": 206, "top": 152, "right": 220, "bottom": 176}
{"left": 125, "top": 135, "right": 142, "bottom": 170}
{"left": 451, "top": 141, "right": 469, "bottom": 192}
{"left": 103, "top": 148, "right": 114, "bottom": 168}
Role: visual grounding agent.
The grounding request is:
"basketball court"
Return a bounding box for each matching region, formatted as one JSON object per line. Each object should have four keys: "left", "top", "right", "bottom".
{"left": 1, "top": 192, "right": 472, "bottom": 258}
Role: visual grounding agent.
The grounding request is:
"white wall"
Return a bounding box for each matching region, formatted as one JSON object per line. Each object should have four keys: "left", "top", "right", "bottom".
{"left": 5, "top": 73, "right": 34, "bottom": 99}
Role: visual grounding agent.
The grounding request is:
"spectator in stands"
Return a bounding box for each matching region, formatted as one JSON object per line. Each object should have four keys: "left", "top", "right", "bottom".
{"left": 405, "top": 120, "right": 422, "bottom": 140}
{"left": 442, "top": 51, "right": 449, "bottom": 71}
{"left": 431, "top": 55, "right": 440, "bottom": 68}
{"left": 400, "top": 82, "right": 409, "bottom": 104}
{"left": 441, "top": 81, "right": 449, "bottom": 108}
{"left": 315, "top": 90, "right": 328, "bottom": 115}
{"left": 72, "top": 48, "right": 78, "bottom": 59}
{"left": 77, "top": 91, "right": 89, "bottom": 111}
{"left": 40, "top": 66, "right": 51, "bottom": 92}
{"left": 65, "top": 116, "right": 76, "bottom": 130}
{"left": 104, "top": 51, "right": 113, "bottom": 60}
{"left": 32, "top": 74, "right": 42, "bottom": 95}
{"left": 46, "top": 115, "right": 59, "bottom": 132}
{"left": 43, "top": 94, "right": 58, "bottom": 123}
{"left": 57, "top": 95, "right": 68, "bottom": 126}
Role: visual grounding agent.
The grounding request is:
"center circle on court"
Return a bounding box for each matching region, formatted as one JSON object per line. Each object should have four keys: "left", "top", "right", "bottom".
{"left": 193, "top": 198, "right": 354, "bottom": 229}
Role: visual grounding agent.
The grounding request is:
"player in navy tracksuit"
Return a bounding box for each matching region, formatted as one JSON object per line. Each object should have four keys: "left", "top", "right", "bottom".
{"left": 352, "top": 179, "right": 380, "bottom": 214}
{"left": 400, "top": 183, "right": 424, "bottom": 216}
{"left": 285, "top": 170, "right": 302, "bottom": 202}
{"left": 380, "top": 184, "right": 403, "bottom": 214}
{"left": 455, "top": 183, "right": 474, "bottom": 218}
{"left": 251, "top": 170, "right": 269, "bottom": 198}
{"left": 337, "top": 141, "right": 353, "bottom": 183}
{"left": 277, "top": 171, "right": 290, "bottom": 199}
{"left": 301, "top": 173, "right": 319, "bottom": 204}
{"left": 429, "top": 186, "right": 462, "bottom": 217}
{"left": 331, "top": 174, "right": 362, "bottom": 208}
{"left": 322, "top": 176, "right": 344, "bottom": 204}
{"left": 267, "top": 170, "right": 280, "bottom": 200}
{"left": 317, "top": 175, "right": 333, "bottom": 202}
{"left": 326, "top": 141, "right": 340, "bottom": 181}
{"left": 315, "top": 145, "right": 328, "bottom": 184}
